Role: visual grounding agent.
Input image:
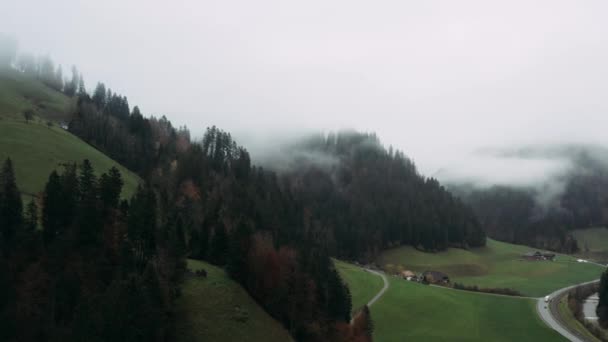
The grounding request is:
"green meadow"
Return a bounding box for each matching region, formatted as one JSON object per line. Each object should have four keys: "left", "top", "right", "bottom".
{"left": 376, "top": 239, "right": 604, "bottom": 297}
{"left": 572, "top": 227, "right": 608, "bottom": 263}
{"left": 335, "top": 260, "right": 565, "bottom": 342}
{"left": 0, "top": 69, "right": 139, "bottom": 199}
{"left": 174, "top": 260, "right": 292, "bottom": 342}
{"left": 334, "top": 259, "right": 384, "bottom": 312}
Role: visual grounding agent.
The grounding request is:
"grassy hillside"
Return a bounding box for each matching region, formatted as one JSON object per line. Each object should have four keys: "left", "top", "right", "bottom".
{"left": 0, "top": 69, "right": 73, "bottom": 122}
{"left": 0, "top": 69, "right": 139, "bottom": 199}
{"left": 334, "top": 259, "right": 384, "bottom": 312}
{"left": 174, "top": 259, "right": 292, "bottom": 342}
{"left": 377, "top": 239, "right": 603, "bottom": 297}
{"left": 572, "top": 228, "right": 608, "bottom": 263}
{"left": 334, "top": 261, "right": 565, "bottom": 342}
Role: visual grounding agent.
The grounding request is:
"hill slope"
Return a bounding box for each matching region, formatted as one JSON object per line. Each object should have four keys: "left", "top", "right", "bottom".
{"left": 572, "top": 227, "right": 608, "bottom": 263}
{"left": 377, "top": 239, "right": 603, "bottom": 297}
{"left": 0, "top": 69, "right": 139, "bottom": 198}
{"left": 174, "top": 260, "right": 292, "bottom": 342}
{"left": 0, "top": 69, "right": 73, "bottom": 121}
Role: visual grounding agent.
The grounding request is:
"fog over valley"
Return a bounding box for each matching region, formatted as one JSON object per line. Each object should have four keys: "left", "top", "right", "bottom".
{"left": 4, "top": 0, "right": 608, "bottom": 188}
{"left": 5, "top": 2, "right": 608, "bottom": 341}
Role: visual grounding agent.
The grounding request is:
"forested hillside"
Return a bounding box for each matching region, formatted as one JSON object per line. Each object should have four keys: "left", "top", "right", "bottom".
{"left": 450, "top": 146, "right": 608, "bottom": 252}
{"left": 275, "top": 133, "right": 486, "bottom": 260}
{"left": 1, "top": 42, "right": 485, "bottom": 341}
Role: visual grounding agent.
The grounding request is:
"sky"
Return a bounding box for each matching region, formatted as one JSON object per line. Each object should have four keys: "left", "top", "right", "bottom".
{"left": 3, "top": 0, "right": 608, "bottom": 183}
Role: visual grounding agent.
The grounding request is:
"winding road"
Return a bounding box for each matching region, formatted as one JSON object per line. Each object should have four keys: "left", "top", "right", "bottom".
{"left": 536, "top": 279, "right": 600, "bottom": 342}
{"left": 365, "top": 269, "right": 389, "bottom": 307}
{"left": 536, "top": 260, "right": 605, "bottom": 342}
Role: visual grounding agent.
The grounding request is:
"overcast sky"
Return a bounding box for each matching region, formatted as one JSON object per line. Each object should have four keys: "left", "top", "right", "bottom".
{"left": 4, "top": 0, "right": 608, "bottom": 182}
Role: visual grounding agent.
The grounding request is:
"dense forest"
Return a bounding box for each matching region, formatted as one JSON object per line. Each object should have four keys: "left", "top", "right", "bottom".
{"left": 451, "top": 147, "right": 608, "bottom": 252}
{"left": 1, "top": 43, "right": 483, "bottom": 341}
{"left": 275, "top": 133, "right": 486, "bottom": 260}
{"left": 0, "top": 158, "right": 183, "bottom": 340}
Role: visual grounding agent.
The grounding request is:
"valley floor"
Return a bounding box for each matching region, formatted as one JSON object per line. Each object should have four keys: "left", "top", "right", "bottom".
{"left": 336, "top": 260, "right": 566, "bottom": 341}
{"left": 376, "top": 238, "right": 603, "bottom": 297}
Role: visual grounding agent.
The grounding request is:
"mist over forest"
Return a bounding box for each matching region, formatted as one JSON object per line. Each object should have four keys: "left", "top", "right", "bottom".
{"left": 4, "top": 1, "right": 608, "bottom": 340}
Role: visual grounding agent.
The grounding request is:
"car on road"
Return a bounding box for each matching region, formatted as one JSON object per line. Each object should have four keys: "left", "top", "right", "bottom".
{"left": 544, "top": 295, "right": 551, "bottom": 303}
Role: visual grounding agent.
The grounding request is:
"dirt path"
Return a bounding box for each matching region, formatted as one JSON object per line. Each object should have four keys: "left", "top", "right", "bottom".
{"left": 365, "top": 269, "right": 389, "bottom": 307}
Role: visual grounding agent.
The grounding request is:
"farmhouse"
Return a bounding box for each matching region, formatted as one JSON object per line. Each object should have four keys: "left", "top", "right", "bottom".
{"left": 401, "top": 270, "right": 416, "bottom": 281}
{"left": 422, "top": 270, "right": 449, "bottom": 284}
{"left": 522, "top": 251, "right": 555, "bottom": 261}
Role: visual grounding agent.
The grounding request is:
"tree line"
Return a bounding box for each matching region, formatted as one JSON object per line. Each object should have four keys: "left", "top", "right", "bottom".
{"left": 0, "top": 158, "right": 184, "bottom": 341}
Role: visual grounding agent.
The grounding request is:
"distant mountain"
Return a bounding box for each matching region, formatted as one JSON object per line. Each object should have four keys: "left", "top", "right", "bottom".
{"left": 445, "top": 143, "right": 608, "bottom": 252}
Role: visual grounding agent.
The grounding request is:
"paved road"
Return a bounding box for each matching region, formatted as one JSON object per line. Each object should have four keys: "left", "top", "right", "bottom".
{"left": 537, "top": 280, "right": 599, "bottom": 342}
{"left": 365, "top": 269, "right": 389, "bottom": 307}
{"left": 534, "top": 259, "right": 605, "bottom": 341}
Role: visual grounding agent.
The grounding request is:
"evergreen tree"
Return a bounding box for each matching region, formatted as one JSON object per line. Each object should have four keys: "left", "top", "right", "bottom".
{"left": 92, "top": 83, "right": 107, "bottom": 109}
{"left": 209, "top": 223, "right": 228, "bottom": 265}
{"left": 54, "top": 65, "right": 64, "bottom": 92}
{"left": 77, "top": 74, "right": 86, "bottom": 96}
{"left": 598, "top": 269, "right": 608, "bottom": 328}
{"left": 0, "top": 158, "right": 22, "bottom": 241}
{"left": 24, "top": 200, "right": 38, "bottom": 232}
{"left": 42, "top": 170, "right": 63, "bottom": 244}
{"left": 64, "top": 65, "right": 78, "bottom": 96}
{"left": 78, "top": 160, "right": 101, "bottom": 244}
{"left": 99, "top": 167, "right": 123, "bottom": 209}
{"left": 227, "top": 221, "right": 252, "bottom": 283}
{"left": 327, "top": 268, "right": 352, "bottom": 322}
{"left": 128, "top": 184, "right": 157, "bottom": 270}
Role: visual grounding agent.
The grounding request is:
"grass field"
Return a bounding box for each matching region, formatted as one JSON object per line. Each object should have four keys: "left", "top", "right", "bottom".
{"left": 334, "top": 261, "right": 565, "bottom": 342}
{"left": 376, "top": 239, "right": 604, "bottom": 297}
{"left": 573, "top": 228, "right": 608, "bottom": 263}
{"left": 174, "top": 259, "right": 292, "bottom": 342}
{"left": 0, "top": 69, "right": 139, "bottom": 199}
{"left": 0, "top": 69, "right": 74, "bottom": 122}
{"left": 334, "top": 259, "right": 384, "bottom": 312}
{"left": 0, "top": 119, "right": 140, "bottom": 199}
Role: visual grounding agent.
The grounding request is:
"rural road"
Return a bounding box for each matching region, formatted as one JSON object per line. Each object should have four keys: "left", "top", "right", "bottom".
{"left": 536, "top": 260, "right": 605, "bottom": 342}
{"left": 365, "top": 269, "right": 389, "bottom": 307}
{"left": 536, "top": 279, "right": 600, "bottom": 342}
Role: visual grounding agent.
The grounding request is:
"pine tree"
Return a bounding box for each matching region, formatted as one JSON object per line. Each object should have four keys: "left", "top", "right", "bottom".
{"left": 77, "top": 74, "right": 86, "bottom": 96}
{"left": 598, "top": 269, "right": 608, "bottom": 328}
{"left": 99, "top": 167, "right": 123, "bottom": 209}
{"left": 128, "top": 184, "right": 157, "bottom": 270}
{"left": 79, "top": 160, "right": 97, "bottom": 201}
{"left": 227, "top": 221, "right": 252, "bottom": 283}
{"left": 64, "top": 65, "right": 78, "bottom": 96}
{"left": 92, "top": 83, "right": 107, "bottom": 109}
{"left": 42, "top": 170, "right": 63, "bottom": 244}
{"left": 54, "top": 65, "right": 64, "bottom": 92}
{"left": 209, "top": 223, "right": 228, "bottom": 265}
{"left": 24, "top": 200, "right": 38, "bottom": 232}
{"left": 78, "top": 160, "right": 100, "bottom": 244}
{"left": 0, "top": 158, "right": 23, "bottom": 241}
{"left": 325, "top": 266, "right": 352, "bottom": 322}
